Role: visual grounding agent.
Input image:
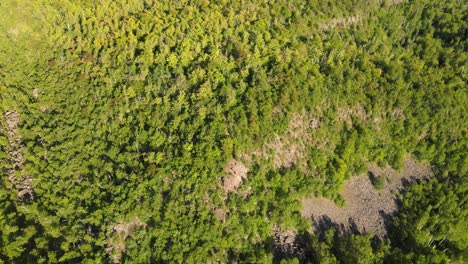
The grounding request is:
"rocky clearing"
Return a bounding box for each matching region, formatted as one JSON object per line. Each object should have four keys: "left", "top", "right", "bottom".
{"left": 221, "top": 158, "right": 249, "bottom": 193}
{"left": 4, "top": 110, "right": 33, "bottom": 200}
{"left": 302, "top": 156, "right": 433, "bottom": 237}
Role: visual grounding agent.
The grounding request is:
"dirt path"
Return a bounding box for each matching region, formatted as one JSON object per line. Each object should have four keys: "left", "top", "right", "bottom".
{"left": 302, "top": 157, "right": 433, "bottom": 237}
{"left": 4, "top": 110, "right": 33, "bottom": 200}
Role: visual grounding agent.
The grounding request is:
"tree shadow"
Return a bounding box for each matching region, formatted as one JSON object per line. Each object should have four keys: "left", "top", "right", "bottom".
{"left": 272, "top": 231, "right": 314, "bottom": 263}
{"left": 368, "top": 171, "right": 377, "bottom": 182}
{"left": 272, "top": 213, "right": 397, "bottom": 263}
{"left": 312, "top": 215, "right": 359, "bottom": 237}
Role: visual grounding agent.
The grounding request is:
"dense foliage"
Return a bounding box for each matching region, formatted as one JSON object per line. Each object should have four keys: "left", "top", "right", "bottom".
{"left": 0, "top": 0, "right": 466, "bottom": 263}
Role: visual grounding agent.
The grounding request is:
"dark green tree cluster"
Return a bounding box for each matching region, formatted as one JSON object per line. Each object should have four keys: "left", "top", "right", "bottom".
{"left": 0, "top": 0, "right": 466, "bottom": 263}
{"left": 387, "top": 176, "right": 467, "bottom": 263}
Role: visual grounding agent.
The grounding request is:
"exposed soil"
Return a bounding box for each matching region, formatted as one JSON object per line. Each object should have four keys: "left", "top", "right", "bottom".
{"left": 221, "top": 159, "right": 249, "bottom": 193}
{"left": 265, "top": 113, "right": 318, "bottom": 170}
{"left": 213, "top": 207, "right": 228, "bottom": 223}
{"left": 337, "top": 104, "right": 368, "bottom": 126}
{"left": 240, "top": 104, "right": 406, "bottom": 175}
{"left": 213, "top": 158, "right": 250, "bottom": 222}
{"left": 317, "top": 0, "right": 404, "bottom": 30}
{"left": 387, "top": 0, "right": 404, "bottom": 5}
{"left": 272, "top": 225, "right": 311, "bottom": 261}
{"left": 318, "top": 15, "right": 362, "bottom": 30}
{"left": 302, "top": 157, "right": 433, "bottom": 238}
{"left": 4, "top": 110, "right": 33, "bottom": 200}
{"left": 106, "top": 217, "right": 146, "bottom": 264}
{"left": 241, "top": 112, "right": 321, "bottom": 173}
{"left": 272, "top": 225, "right": 299, "bottom": 258}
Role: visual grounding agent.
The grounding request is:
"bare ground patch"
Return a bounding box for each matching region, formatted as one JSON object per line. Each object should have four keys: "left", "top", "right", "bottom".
{"left": 221, "top": 158, "right": 249, "bottom": 193}
{"left": 239, "top": 104, "right": 406, "bottom": 174}
{"left": 212, "top": 159, "right": 250, "bottom": 222}
{"left": 202, "top": 191, "right": 230, "bottom": 223}
{"left": 317, "top": 0, "right": 404, "bottom": 30}
{"left": 4, "top": 110, "right": 33, "bottom": 200}
{"left": 302, "top": 156, "right": 433, "bottom": 237}
{"left": 240, "top": 112, "right": 321, "bottom": 172}
{"left": 272, "top": 225, "right": 300, "bottom": 258}
{"left": 105, "top": 217, "right": 146, "bottom": 263}
{"left": 213, "top": 207, "right": 229, "bottom": 223}
{"left": 337, "top": 104, "right": 368, "bottom": 126}
{"left": 240, "top": 105, "right": 402, "bottom": 173}
{"left": 318, "top": 15, "right": 363, "bottom": 30}
{"left": 272, "top": 225, "right": 314, "bottom": 260}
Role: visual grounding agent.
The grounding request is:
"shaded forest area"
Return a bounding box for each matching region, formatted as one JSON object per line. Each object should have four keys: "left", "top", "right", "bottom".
{"left": 0, "top": 0, "right": 466, "bottom": 263}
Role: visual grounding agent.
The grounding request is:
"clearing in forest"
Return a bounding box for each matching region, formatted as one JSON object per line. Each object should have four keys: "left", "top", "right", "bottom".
{"left": 106, "top": 218, "right": 146, "bottom": 264}
{"left": 221, "top": 158, "right": 249, "bottom": 193}
{"left": 302, "top": 157, "right": 433, "bottom": 237}
{"left": 318, "top": 15, "right": 362, "bottom": 30}
{"left": 4, "top": 110, "right": 33, "bottom": 200}
{"left": 239, "top": 112, "right": 321, "bottom": 173}
{"left": 317, "top": 0, "right": 404, "bottom": 30}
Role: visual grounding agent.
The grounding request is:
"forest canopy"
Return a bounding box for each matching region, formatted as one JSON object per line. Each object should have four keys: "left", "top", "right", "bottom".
{"left": 0, "top": 0, "right": 466, "bottom": 263}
